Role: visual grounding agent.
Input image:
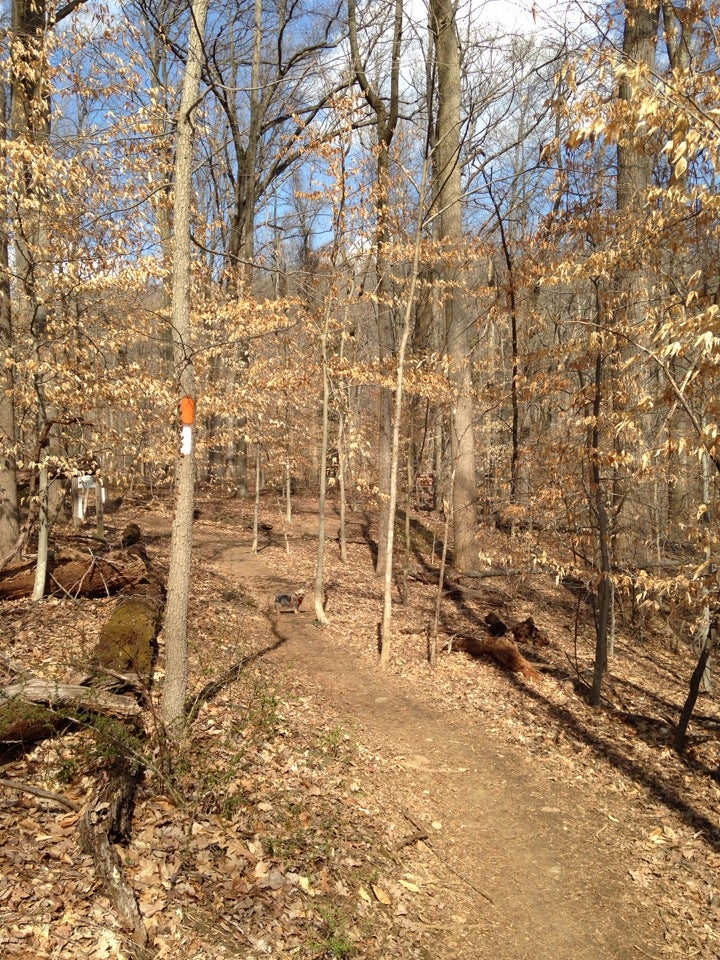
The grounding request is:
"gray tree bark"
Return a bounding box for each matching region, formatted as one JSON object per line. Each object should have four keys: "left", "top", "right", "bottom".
{"left": 348, "top": 0, "right": 402, "bottom": 576}
{"left": 161, "top": 0, "right": 208, "bottom": 732}
{"left": 0, "top": 83, "right": 19, "bottom": 559}
{"left": 429, "top": 0, "right": 477, "bottom": 572}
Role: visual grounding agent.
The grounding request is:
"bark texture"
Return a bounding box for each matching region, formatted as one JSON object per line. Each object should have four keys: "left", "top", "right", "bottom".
{"left": 430, "top": 0, "right": 477, "bottom": 571}
{"left": 161, "top": 0, "right": 208, "bottom": 731}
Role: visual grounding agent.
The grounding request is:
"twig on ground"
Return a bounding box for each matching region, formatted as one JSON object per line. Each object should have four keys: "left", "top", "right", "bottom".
{"left": 0, "top": 777, "right": 81, "bottom": 812}
{"left": 401, "top": 807, "right": 495, "bottom": 905}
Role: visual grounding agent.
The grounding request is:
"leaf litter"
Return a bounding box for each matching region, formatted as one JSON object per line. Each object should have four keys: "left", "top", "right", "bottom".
{"left": 0, "top": 491, "right": 719, "bottom": 959}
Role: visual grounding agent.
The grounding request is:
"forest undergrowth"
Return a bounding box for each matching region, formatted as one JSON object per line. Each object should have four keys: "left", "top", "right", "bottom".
{"left": 0, "top": 489, "right": 719, "bottom": 959}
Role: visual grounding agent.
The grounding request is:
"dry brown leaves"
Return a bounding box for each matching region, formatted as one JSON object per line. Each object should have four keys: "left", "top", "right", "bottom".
{"left": 1, "top": 493, "right": 719, "bottom": 959}
{"left": 0, "top": 505, "right": 446, "bottom": 960}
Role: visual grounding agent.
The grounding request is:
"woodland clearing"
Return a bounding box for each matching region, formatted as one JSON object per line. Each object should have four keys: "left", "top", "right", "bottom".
{"left": 0, "top": 490, "right": 719, "bottom": 960}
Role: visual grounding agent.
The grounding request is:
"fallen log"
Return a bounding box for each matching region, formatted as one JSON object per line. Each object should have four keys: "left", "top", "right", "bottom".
{"left": 409, "top": 568, "right": 483, "bottom": 600}
{"left": 79, "top": 740, "right": 149, "bottom": 948}
{"left": 1, "top": 584, "right": 162, "bottom": 743}
{"left": 1, "top": 535, "right": 163, "bottom": 948}
{"left": 446, "top": 633, "right": 541, "bottom": 681}
{"left": 0, "top": 678, "right": 146, "bottom": 745}
{"left": 409, "top": 566, "right": 526, "bottom": 602}
{"left": 0, "top": 547, "right": 149, "bottom": 600}
{"left": 82, "top": 584, "right": 164, "bottom": 685}
{"left": 511, "top": 616, "right": 550, "bottom": 647}
{"left": 485, "top": 612, "right": 508, "bottom": 636}
{"left": 76, "top": 571, "right": 163, "bottom": 949}
{"left": 2, "top": 679, "right": 143, "bottom": 717}
{"left": 456, "top": 568, "right": 524, "bottom": 579}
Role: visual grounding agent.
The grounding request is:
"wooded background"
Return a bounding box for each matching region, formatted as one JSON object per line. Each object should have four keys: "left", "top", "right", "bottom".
{"left": 1, "top": 0, "right": 719, "bottom": 704}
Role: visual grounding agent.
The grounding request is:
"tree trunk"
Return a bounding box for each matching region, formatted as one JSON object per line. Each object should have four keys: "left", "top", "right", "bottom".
{"left": 314, "top": 312, "right": 330, "bottom": 625}
{"left": 430, "top": 0, "right": 477, "bottom": 571}
{"left": 161, "top": 0, "right": 208, "bottom": 733}
{"left": 483, "top": 171, "right": 522, "bottom": 503}
{"left": 348, "top": 0, "right": 402, "bottom": 577}
{"left": 617, "top": 1, "right": 659, "bottom": 216}
{"left": 0, "top": 82, "right": 19, "bottom": 559}
{"left": 674, "top": 619, "right": 717, "bottom": 752}
{"left": 378, "top": 154, "right": 428, "bottom": 664}
{"left": 252, "top": 439, "right": 261, "bottom": 554}
{"left": 589, "top": 345, "right": 612, "bottom": 707}
{"left": 598, "top": 0, "right": 660, "bottom": 701}
{"left": 379, "top": 252, "right": 417, "bottom": 665}
{"left": 337, "top": 331, "right": 349, "bottom": 563}
{"left": 10, "top": 0, "right": 53, "bottom": 524}
{"left": 31, "top": 465, "right": 49, "bottom": 600}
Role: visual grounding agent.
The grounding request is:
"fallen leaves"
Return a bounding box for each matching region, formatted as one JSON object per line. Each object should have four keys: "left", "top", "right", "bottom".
{"left": 371, "top": 883, "right": 392, "bottom": 904}
{"left": 2, "top": 495, "right": 720, "bottom": 960}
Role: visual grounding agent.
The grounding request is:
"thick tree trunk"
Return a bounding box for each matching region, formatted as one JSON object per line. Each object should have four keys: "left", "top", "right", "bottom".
{"left": 617, "top": 1, "right": 660, "bottom": 218}
{"left": 430, "top": 0, "right": 477, "bottom": 571}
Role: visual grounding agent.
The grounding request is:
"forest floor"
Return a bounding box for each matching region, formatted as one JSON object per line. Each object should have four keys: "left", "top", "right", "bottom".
{"left": 1, "top": 489, "right": 719, "bottom": 960}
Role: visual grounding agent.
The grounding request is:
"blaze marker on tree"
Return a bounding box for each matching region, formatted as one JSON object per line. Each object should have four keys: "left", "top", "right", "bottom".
{"left": 180, "top": 396, "right": 195, "bottom": 456}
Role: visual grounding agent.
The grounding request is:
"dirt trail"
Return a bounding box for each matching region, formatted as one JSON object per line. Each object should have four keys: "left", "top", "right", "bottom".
{"left": 195, "top": 530, "right": 665, "bottom": 960}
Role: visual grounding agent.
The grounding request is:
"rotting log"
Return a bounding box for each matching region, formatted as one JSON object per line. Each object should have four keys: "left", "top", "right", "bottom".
{"left": 1, "top": 574, "right": 163, "bottom": 743}
{"left": 1, "top": 547, "right": 164, "bottom": 949}
{"left": 77, "top": 574, "right": 163, "bottom": 949}
{"left": 1, "top": 678, "right": 142, "bottom": 722}
{"left": 83, "top": 582, "right": 164, "bottom": 686}
{"left": 79, "top": 817, "right": 148, "bottom": 947}
{"left": 0, "top": 680, "right": 144, "bottom": 743}
{"left": 79, "top": 735, "right": 149, "bottom": 948}
{"left": 445, "top": 633, "right": 540, "bottom": 681}
{"left": 0, "top": 547, "right": 150, "bottom": 600}
{"left": 483, "top": 613, "right": 550, "bottom": 647}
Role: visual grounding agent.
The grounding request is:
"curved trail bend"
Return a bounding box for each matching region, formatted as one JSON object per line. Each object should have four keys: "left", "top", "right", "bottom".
{"left": 195, "top": 531, "right": 663, "bottom": 960}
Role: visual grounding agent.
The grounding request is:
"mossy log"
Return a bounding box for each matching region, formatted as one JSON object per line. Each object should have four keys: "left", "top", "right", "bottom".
{"left": 0, "top": 524, "right": 164, "bottom": 722}
{"left": 86, "top": 586, "right": 164, "bottom": 683}
{"left": 78, "top": 582, "right": 163, "bottom": 949}
{"left": 76, "top": 581, "right": 163, "bottom": 949}
{"left": 1, "top": 583, "right": 164, "bottom": 745}
{"left": 1, "top": 537, "right": 163, "bottom": 947}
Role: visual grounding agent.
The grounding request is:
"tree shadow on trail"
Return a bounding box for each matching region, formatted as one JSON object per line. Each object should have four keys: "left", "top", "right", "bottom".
{"left": 519, "top": 680, "right": 720, "bottom": 852}
{"left": 184, "top": 635, "right": 287, "bottom": 726}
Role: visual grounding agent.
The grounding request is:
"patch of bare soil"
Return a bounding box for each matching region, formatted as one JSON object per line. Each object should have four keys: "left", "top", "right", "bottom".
{"left": 1, "top": 491, "right": 719, "bottom": 960}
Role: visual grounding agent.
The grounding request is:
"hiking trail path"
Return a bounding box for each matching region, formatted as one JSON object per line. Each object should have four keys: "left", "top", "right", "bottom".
{"left": 191, "top": 507, "right": 666, "bottom": 960}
